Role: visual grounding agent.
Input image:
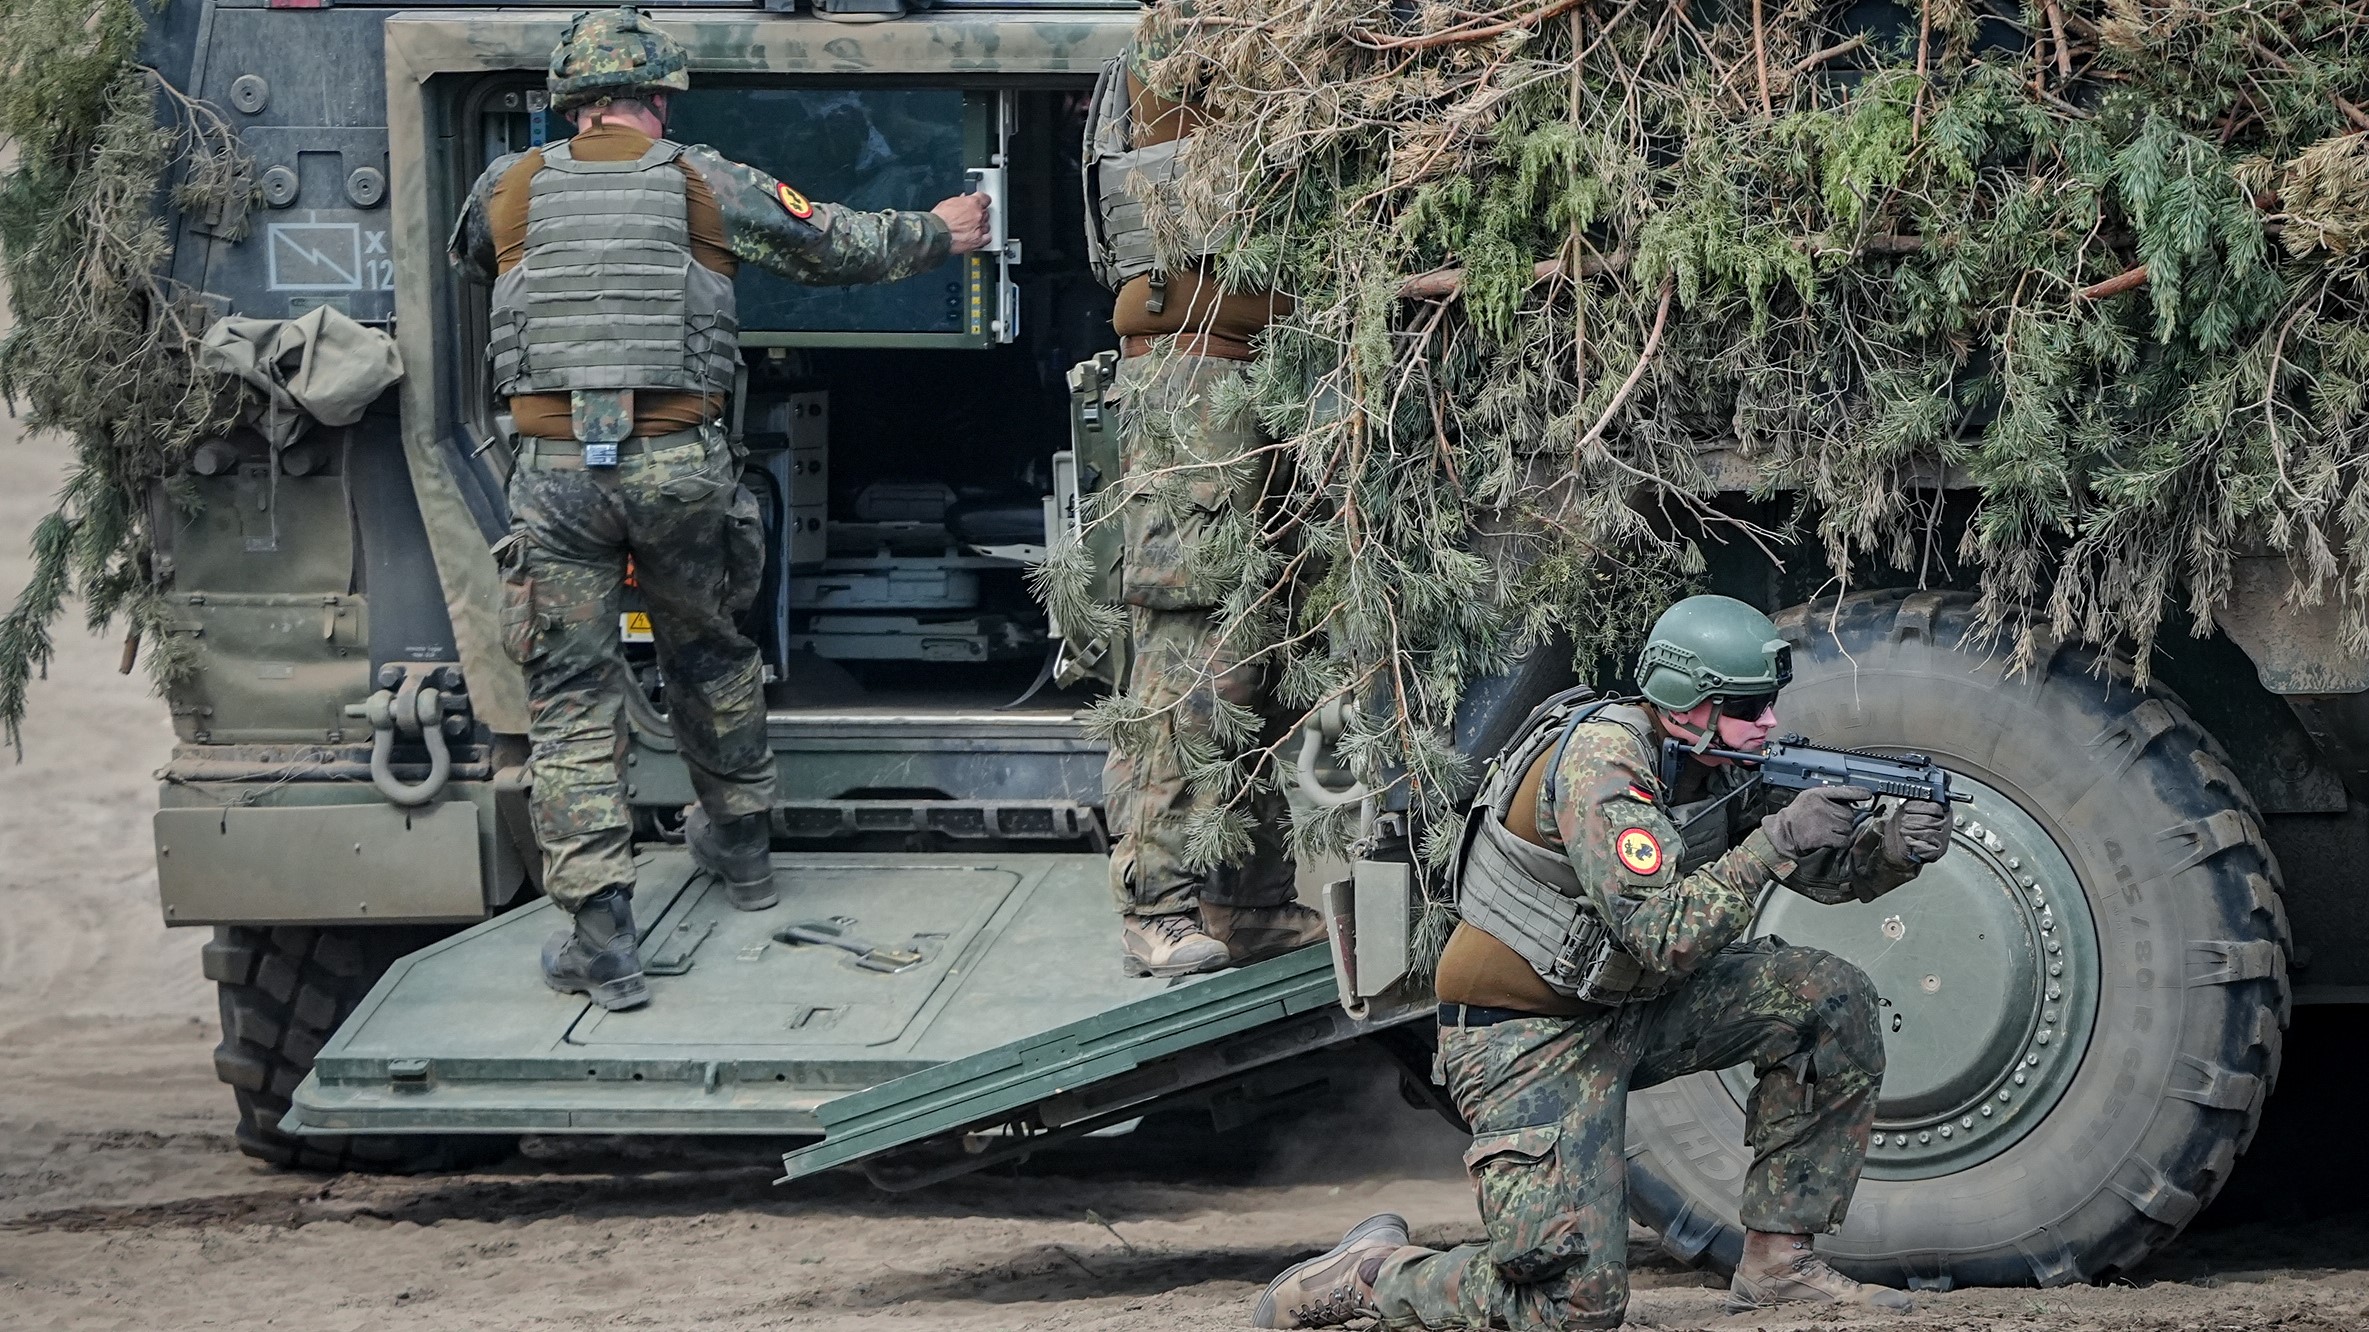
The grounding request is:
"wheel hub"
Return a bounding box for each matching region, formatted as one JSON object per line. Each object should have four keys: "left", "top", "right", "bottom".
{"left": 1718, "top": 770, "right": 2100, "bottom": 1179}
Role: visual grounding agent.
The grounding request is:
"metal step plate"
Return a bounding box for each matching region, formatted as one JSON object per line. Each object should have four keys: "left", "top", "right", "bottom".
{"left": 283, "top": 851, "right": 1201, "bottom": 1135}
{"left": 777, "top": 942, "right": 1352, "bottom": 1188}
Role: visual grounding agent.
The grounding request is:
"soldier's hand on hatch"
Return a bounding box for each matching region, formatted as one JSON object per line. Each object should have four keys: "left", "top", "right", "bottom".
{"left": 1882, "top": 798, "right": 1951, "bottom": 866}
{"left": 1761, "top": 785, "right": 1874, "bottom": 859}
{"left": 932, "top": 193, "right": 994, "bottom": 255}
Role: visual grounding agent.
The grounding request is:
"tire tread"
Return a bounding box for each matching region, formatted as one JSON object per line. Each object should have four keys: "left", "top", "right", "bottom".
{"left": 1628, "top": 590, "right": 2292, "bottom": 1289}
{"left": 209, "top": 924, "right": 512, "bottom": 1175}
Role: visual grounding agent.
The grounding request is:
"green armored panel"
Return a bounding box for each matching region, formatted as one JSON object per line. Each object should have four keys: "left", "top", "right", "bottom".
{"left": 155, "top": 798, "right": 481, "bottom": 926}
{"left": 284, "top": 851, "right": 1251, "bottom": 1135}
{"left": 777, "top": 943, "right": 1343, "bottom": 1183}
{"left": 153, "top": 779, "right": 517, "bottom": 924}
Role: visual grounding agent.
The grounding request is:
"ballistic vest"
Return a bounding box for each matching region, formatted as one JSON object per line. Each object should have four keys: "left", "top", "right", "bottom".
{"left": 1453, "top": 690, "right": 1758, "bottom": 1004}
{"left": 488, "top": 138, "right": 739, "bottom": 399}
{"left": 1082, "top": 49, "right": 1229, "bottom": 292}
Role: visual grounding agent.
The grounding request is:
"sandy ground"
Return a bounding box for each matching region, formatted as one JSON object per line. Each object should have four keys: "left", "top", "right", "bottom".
{"left": 4, "top": 423, "right": 2369, "bottom": 1331}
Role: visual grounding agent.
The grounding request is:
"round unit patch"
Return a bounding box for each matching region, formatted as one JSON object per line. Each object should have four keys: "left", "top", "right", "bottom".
{"left": 775, "top": 181, "right": 814, "bottom": 219}
{"left": 1615, "top": 826, "right": 1664, "bottom": 876}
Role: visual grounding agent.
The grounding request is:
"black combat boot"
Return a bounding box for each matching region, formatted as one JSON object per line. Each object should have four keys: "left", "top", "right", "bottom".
{"left": 683, "top": 804, "right": 778, "bottom": 910}
{"left": 541, "top": 887, "right": 651, "bottom": 1011}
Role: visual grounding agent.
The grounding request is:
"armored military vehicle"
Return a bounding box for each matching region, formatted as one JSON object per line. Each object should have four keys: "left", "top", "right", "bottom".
{"left": 121, "top": 0, "right": 2322, "bottom": 1296}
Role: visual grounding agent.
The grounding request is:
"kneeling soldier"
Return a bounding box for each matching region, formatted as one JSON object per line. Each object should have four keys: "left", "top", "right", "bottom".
{"left": 1255, "top": 595, "right": 1950, "bottom": 1328}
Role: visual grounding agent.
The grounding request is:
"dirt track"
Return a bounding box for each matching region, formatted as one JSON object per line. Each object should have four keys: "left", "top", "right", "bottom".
{"left": 6, "top": 424, "right": 2369, "bottom": 1331}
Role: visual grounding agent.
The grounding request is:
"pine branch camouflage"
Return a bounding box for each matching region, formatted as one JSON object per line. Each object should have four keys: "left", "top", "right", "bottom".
{"left": 1026, "top": 2, "right": 2369, "bottom": 908}
{"left": 0, "top": 0, "right": 250, "bottom": 752}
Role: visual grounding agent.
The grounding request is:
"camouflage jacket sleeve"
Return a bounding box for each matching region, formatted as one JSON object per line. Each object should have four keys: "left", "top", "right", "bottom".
{"left": 683, "top": 146, "right": 953, "bottom": 286}
{"left": 1538, "top": 720, "right": 1790, "bottom": 980}
{"left": 1761, "top": 791, "right": 1925, "bottom": 905}
{"left": 447, "top": 153, "right": 523, "bottom": 284}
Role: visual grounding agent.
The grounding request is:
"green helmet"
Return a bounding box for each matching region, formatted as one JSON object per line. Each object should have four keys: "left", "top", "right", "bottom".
{"left": 548, "top": 7, "right": 690, "bottom": 113}
{"left": 1636, "top": 594, "right": 1791, "bottom": 711}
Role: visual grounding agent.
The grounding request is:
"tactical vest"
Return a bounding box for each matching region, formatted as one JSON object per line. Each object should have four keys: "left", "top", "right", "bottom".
{"left": 1452, "top": 689, "right": 1761, "bottom": 1004}
{"left": 487, "top": 138, "right": 739, "bottom": 400}
{"left": 1082, "top": 48, "right": 1229, "bottom": 294}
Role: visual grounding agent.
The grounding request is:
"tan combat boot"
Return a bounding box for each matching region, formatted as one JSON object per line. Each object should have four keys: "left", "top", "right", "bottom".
{"left": 1253, "top": 1212, "right": 1411, "bottom": 1328}
{"left": 1200, "top": 900, "right": 1328, "bottom": 965}
{"left": 1120, "top": 911, "right": 1231, "bottom": 977}
{"left": 1727, "top": 1234, "right": 1913, "bottom": 1314}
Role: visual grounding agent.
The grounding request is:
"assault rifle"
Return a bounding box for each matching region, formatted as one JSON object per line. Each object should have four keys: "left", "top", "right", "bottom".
{"left": 1660, "top": 733, "right": 1969, "bottom": 863}
{"left": 1663, "top": 733, "right": 1969, "bottom": 812}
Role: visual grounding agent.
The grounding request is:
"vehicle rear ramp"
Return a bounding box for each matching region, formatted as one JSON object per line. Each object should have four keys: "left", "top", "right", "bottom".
{"left": 285, "top": 851, "right": 1425, "bottom": 1180}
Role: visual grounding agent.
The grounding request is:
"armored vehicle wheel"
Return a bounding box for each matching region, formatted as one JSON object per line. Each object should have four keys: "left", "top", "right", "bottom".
{"left": 1623, "top": 590, "right": 2291, "bottom": 1288}
{"left": 204, "top": 924, "right": 515, "bottom": 1173}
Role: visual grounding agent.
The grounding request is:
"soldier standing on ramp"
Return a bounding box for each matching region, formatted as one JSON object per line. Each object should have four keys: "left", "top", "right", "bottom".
{"left": 1251, "top": 596, "right": 1952, "bottom": 1328}
{"left": 1083, "top": 11, "right": 1329, "bottom": 979}
{"left": 450, "top": 6, "right": 993, "bottom": 1011}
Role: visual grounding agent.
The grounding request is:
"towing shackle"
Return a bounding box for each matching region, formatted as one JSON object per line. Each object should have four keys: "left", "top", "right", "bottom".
{"left": 346, "top": 663, "right": 472, "bottom": 807}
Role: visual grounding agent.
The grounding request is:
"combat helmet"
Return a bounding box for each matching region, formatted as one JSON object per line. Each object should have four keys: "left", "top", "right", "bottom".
{"left": 1636, "top": 594, "right": 1791, "bottom": 711}
{"left": 548, "top": 7, "right": 691, "bottom": 113}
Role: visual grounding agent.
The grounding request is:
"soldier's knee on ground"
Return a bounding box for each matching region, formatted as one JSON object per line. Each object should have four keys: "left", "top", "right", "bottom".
{"left": 1559, "top": 1262, "right": 1630, "bottom": 1330}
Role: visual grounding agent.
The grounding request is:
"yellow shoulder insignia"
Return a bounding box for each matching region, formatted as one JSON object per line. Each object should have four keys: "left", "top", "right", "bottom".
{"left": 1614, "top": 826, "right": 1665, "bottom": 876}
{"left": 774, "top": 181, "right": 814, "bottom": 220}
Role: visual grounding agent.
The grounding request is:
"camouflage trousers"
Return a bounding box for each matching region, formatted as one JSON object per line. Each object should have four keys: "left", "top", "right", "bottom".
{"left": 1374, "top": 941, "right": 1884, "bottom": 1330}
{"left": 497, "top": 428, "right": 772, "bottom": 913}
{"left": 1101, "top": 347, "right": 1294, "bottom": 916}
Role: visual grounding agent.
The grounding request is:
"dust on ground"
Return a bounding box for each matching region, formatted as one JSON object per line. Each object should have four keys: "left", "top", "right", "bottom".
{"left": 3, "top": 425, "right": 2368, "bottom": 1332}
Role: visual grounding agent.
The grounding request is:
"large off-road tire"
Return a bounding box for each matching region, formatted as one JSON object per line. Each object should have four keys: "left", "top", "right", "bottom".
{"left": 1625, "top": 590, "right": 2291, "bottom": 1288}
{"left": 203, "top": 924, "right": 515, "bottom": 1173}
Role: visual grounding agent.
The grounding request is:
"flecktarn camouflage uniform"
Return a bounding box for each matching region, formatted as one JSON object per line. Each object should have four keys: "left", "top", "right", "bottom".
{"left": 1094, "top": 12, "right": 1300, "bottom": 925}
{"left": 1373, "top": 709, "right": 1904, "bottom": 1330}
{"left": 1099, "top": 346, "right": 1299, "bottom": 918}
{"left": 453, "top": 130, "right": 948, "bottom": 915}
{"left": 490, "top": 436, "right": 770, "bottom": 912}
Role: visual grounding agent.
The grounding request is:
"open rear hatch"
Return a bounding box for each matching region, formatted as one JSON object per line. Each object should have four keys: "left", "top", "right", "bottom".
{"left": 285, "top": 852, "right": 1407, "bottom": 1171}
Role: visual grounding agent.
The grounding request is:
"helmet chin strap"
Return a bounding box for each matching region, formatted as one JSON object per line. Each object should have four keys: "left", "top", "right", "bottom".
{"left": 1690, "top": 697, "right": 1727, "bottom": 755}
{"left": 1658, "top": 697, "right": 1726, "bottom": 756}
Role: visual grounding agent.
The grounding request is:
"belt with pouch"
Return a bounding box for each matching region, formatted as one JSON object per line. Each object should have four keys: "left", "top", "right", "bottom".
{"left": 1437, "top": 1001, "right": 1578, "bottom": 1028}
{"left": 1118, "top": 332, "right": 1257, "bottom": 362}
{"left": 515, "top": 427, "right": 706, "bottom": 470}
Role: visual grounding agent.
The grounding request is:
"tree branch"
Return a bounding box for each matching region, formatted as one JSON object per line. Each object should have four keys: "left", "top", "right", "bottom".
{"left": 1750, "top": 0, "right": 1773, "bottom": 116}
{"left": 1793, "top": 33, "right": 1866, "bottom": 76}
{"left": 2044, "top": 0, "right": 2072, "bottom": 80}
{"left": 2076, "top": 264, "right": 2149, "bottom": 302}
{"left": 1573, "top": 274, "right": 1677, "bottom": 459}
{"left": 1400, "top": 251, "right": 1627, "bottom": 299}
{"left": 1353, "top": 0, "right": 1592, "bottom": 52}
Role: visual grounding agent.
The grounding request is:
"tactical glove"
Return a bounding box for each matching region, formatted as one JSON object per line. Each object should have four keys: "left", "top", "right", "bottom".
{"left": 1760, "top": 785, "right": 1875, "bottom": 860}
{"left": 1882, "top": 798, "right": 1951, "bottom": 866}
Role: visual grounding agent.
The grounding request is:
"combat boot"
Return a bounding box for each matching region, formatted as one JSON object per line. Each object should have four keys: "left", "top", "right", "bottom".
{"left": 541, "top": 887, "right": 651, "bottom": 1011}
{"left": 1253, "top": 1212, "right": 1411, "bottom": 1328}
{"left": 1727, "top": 1234, "right": 1913, "bottom": 1314}
{"left": 684, "top": 804, "right": 778, "bottom": 911}
{"left": 1201, "top": 900, "right": 1328, "bottom": 965}
{"left": 1120, "top": 911, "right": 1230, "bottom": 977}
